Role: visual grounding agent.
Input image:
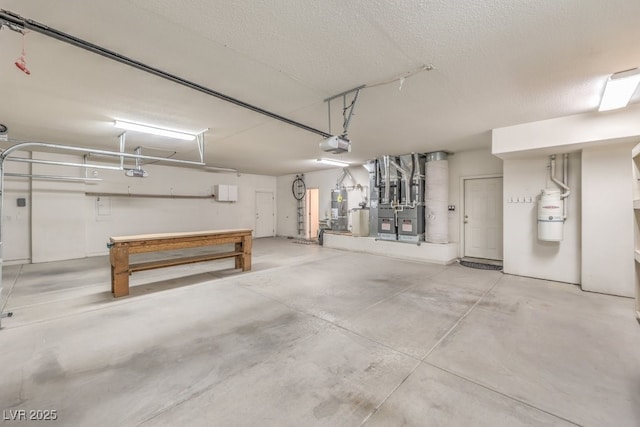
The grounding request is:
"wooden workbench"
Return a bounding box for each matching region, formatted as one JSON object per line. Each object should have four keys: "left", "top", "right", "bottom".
{"left": 108, "top": 229, "right": 252, "bottom": 297}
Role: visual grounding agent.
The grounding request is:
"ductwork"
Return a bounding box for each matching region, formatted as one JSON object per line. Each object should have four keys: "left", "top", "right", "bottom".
{"left": 382, "top": 155, "right": 391, "bottom": 204}
{"left": 336, "top": 167, "right": 354, "bottom": 188}
{"left": 390, "top": 157, "right": 412, "bottom": 205}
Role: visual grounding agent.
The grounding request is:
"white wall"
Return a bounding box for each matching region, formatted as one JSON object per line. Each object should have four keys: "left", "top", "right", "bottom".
{"left": 277, "top": 166, "right": 369, "bottom": 237}
{"left": 581, "top": 142, "right": 635, "bottom": 297}
{"left": 6, "top": 152, "right": 276, "bottom": 263}
{"left": 503, "top": 153, "right": 582, "bottom": 284}
{"left": 3, "top": 151, "right": 32, "bottom": 263}
{"left": 31, "top": 153, "right": 88, "bottom": 262}
{"left": 494, "top": 106, "right": 640, "bottom": 295}
{"left": 447, "top": 149, "right": 503, "bottom": 255}
{"left": 493, "top": 103, "right": 640, "bottom": 156}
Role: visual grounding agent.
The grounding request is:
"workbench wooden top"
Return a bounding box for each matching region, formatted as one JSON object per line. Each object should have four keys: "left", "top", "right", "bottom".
{"left": 109, "top": 229, "right": 253, "bottom": 243}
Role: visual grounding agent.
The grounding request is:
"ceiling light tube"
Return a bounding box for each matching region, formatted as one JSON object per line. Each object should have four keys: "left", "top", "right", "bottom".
{"left": 114, "top": 120, "right": 197, "bottom": 140}
{"left": 598, "top": 68, "right": 640, "bottom": 112}
{"left": 317, "top": 158, "right": 350, "bottom": 167}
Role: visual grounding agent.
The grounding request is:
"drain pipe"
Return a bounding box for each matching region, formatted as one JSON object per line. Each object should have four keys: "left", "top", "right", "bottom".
{"left": 550, "top": 154, "right": 570, "bottom": 219}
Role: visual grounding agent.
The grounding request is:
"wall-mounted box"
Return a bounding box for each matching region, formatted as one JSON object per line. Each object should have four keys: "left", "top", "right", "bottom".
{"left": 214, "top": 184, "right": 238, "bottom": 202}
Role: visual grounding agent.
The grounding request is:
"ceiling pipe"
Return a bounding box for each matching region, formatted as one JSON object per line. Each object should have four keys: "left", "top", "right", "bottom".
{"left": 0, "top": 9, "right": 332, "bottom": 139}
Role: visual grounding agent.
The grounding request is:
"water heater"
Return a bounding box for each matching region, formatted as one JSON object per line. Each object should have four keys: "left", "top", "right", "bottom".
{"left": 537, "top": 188, "right": 564, "bottom": 241}
{"left": 330, "top": 188, "right": 348, "bottom": 231}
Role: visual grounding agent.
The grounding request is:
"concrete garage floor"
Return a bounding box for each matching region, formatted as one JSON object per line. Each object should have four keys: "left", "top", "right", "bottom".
{"left": 0, "top": 237, "right": 638, "bottom": 426}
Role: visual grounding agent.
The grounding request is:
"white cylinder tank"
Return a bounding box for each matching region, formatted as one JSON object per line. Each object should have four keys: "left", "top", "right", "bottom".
{"left": 425, "top": 151, "right": 449, "bottom": 243}
{"left": 537, "top": 188, "right": 564, "bottom": 241}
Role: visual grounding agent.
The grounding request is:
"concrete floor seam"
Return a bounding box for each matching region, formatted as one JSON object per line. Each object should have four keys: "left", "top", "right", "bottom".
{"left": 358, "top": 273, "right": 505, "bottom": 426}
{"left": 3, "top": 284, "right": 107, "bottom": 311}
{"left": 423, "top": 362, "right": 582, "bottom": 427}
{"left": 236, "top": 263, "right": 521, "bottom": 425}
{"left": 339, "top": 277, "right": 428, "bottom": 323}
{"left": 3, "top": 239, "right": 637, "bottom": 425}
{"left": 420, "top": 273, "right": 504, "bottom": 361}
{"left": 359, "top": 359, "right": 423, "bottom": 426}
{"left": 0, "top": 290, "right": 159, "bottom": 331}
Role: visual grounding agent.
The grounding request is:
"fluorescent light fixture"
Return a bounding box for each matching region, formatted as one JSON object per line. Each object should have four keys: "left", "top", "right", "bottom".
{"left": 114, "top": 120, "right": 197, "bottom": 140}
{"left": 317, "top": 158, "right": 350, "bottom": 167}
{"left": 599, "top": 68, "right": 640, "bottom": 112}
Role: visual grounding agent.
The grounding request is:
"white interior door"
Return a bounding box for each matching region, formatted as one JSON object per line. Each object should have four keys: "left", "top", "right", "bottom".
{"left": 255, "top": 191, "right": 274, "bottom": 238}
{"left": 464, "top": 177, "right": 503, "bottom": 260}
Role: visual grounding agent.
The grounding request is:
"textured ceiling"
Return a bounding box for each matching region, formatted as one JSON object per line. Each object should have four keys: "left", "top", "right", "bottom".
{"left": 0, "top": 0, "right": 639, "bottom": 175}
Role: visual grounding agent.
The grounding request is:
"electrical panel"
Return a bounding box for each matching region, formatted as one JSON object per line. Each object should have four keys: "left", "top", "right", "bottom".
{"left": 214, "top": 184, "right": 238, "bottom": 202}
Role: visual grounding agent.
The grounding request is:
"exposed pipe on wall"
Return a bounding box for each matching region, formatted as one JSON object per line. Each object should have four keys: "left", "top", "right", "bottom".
{"left": 550, "top": 154, "right": 570, "bottom": 219}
